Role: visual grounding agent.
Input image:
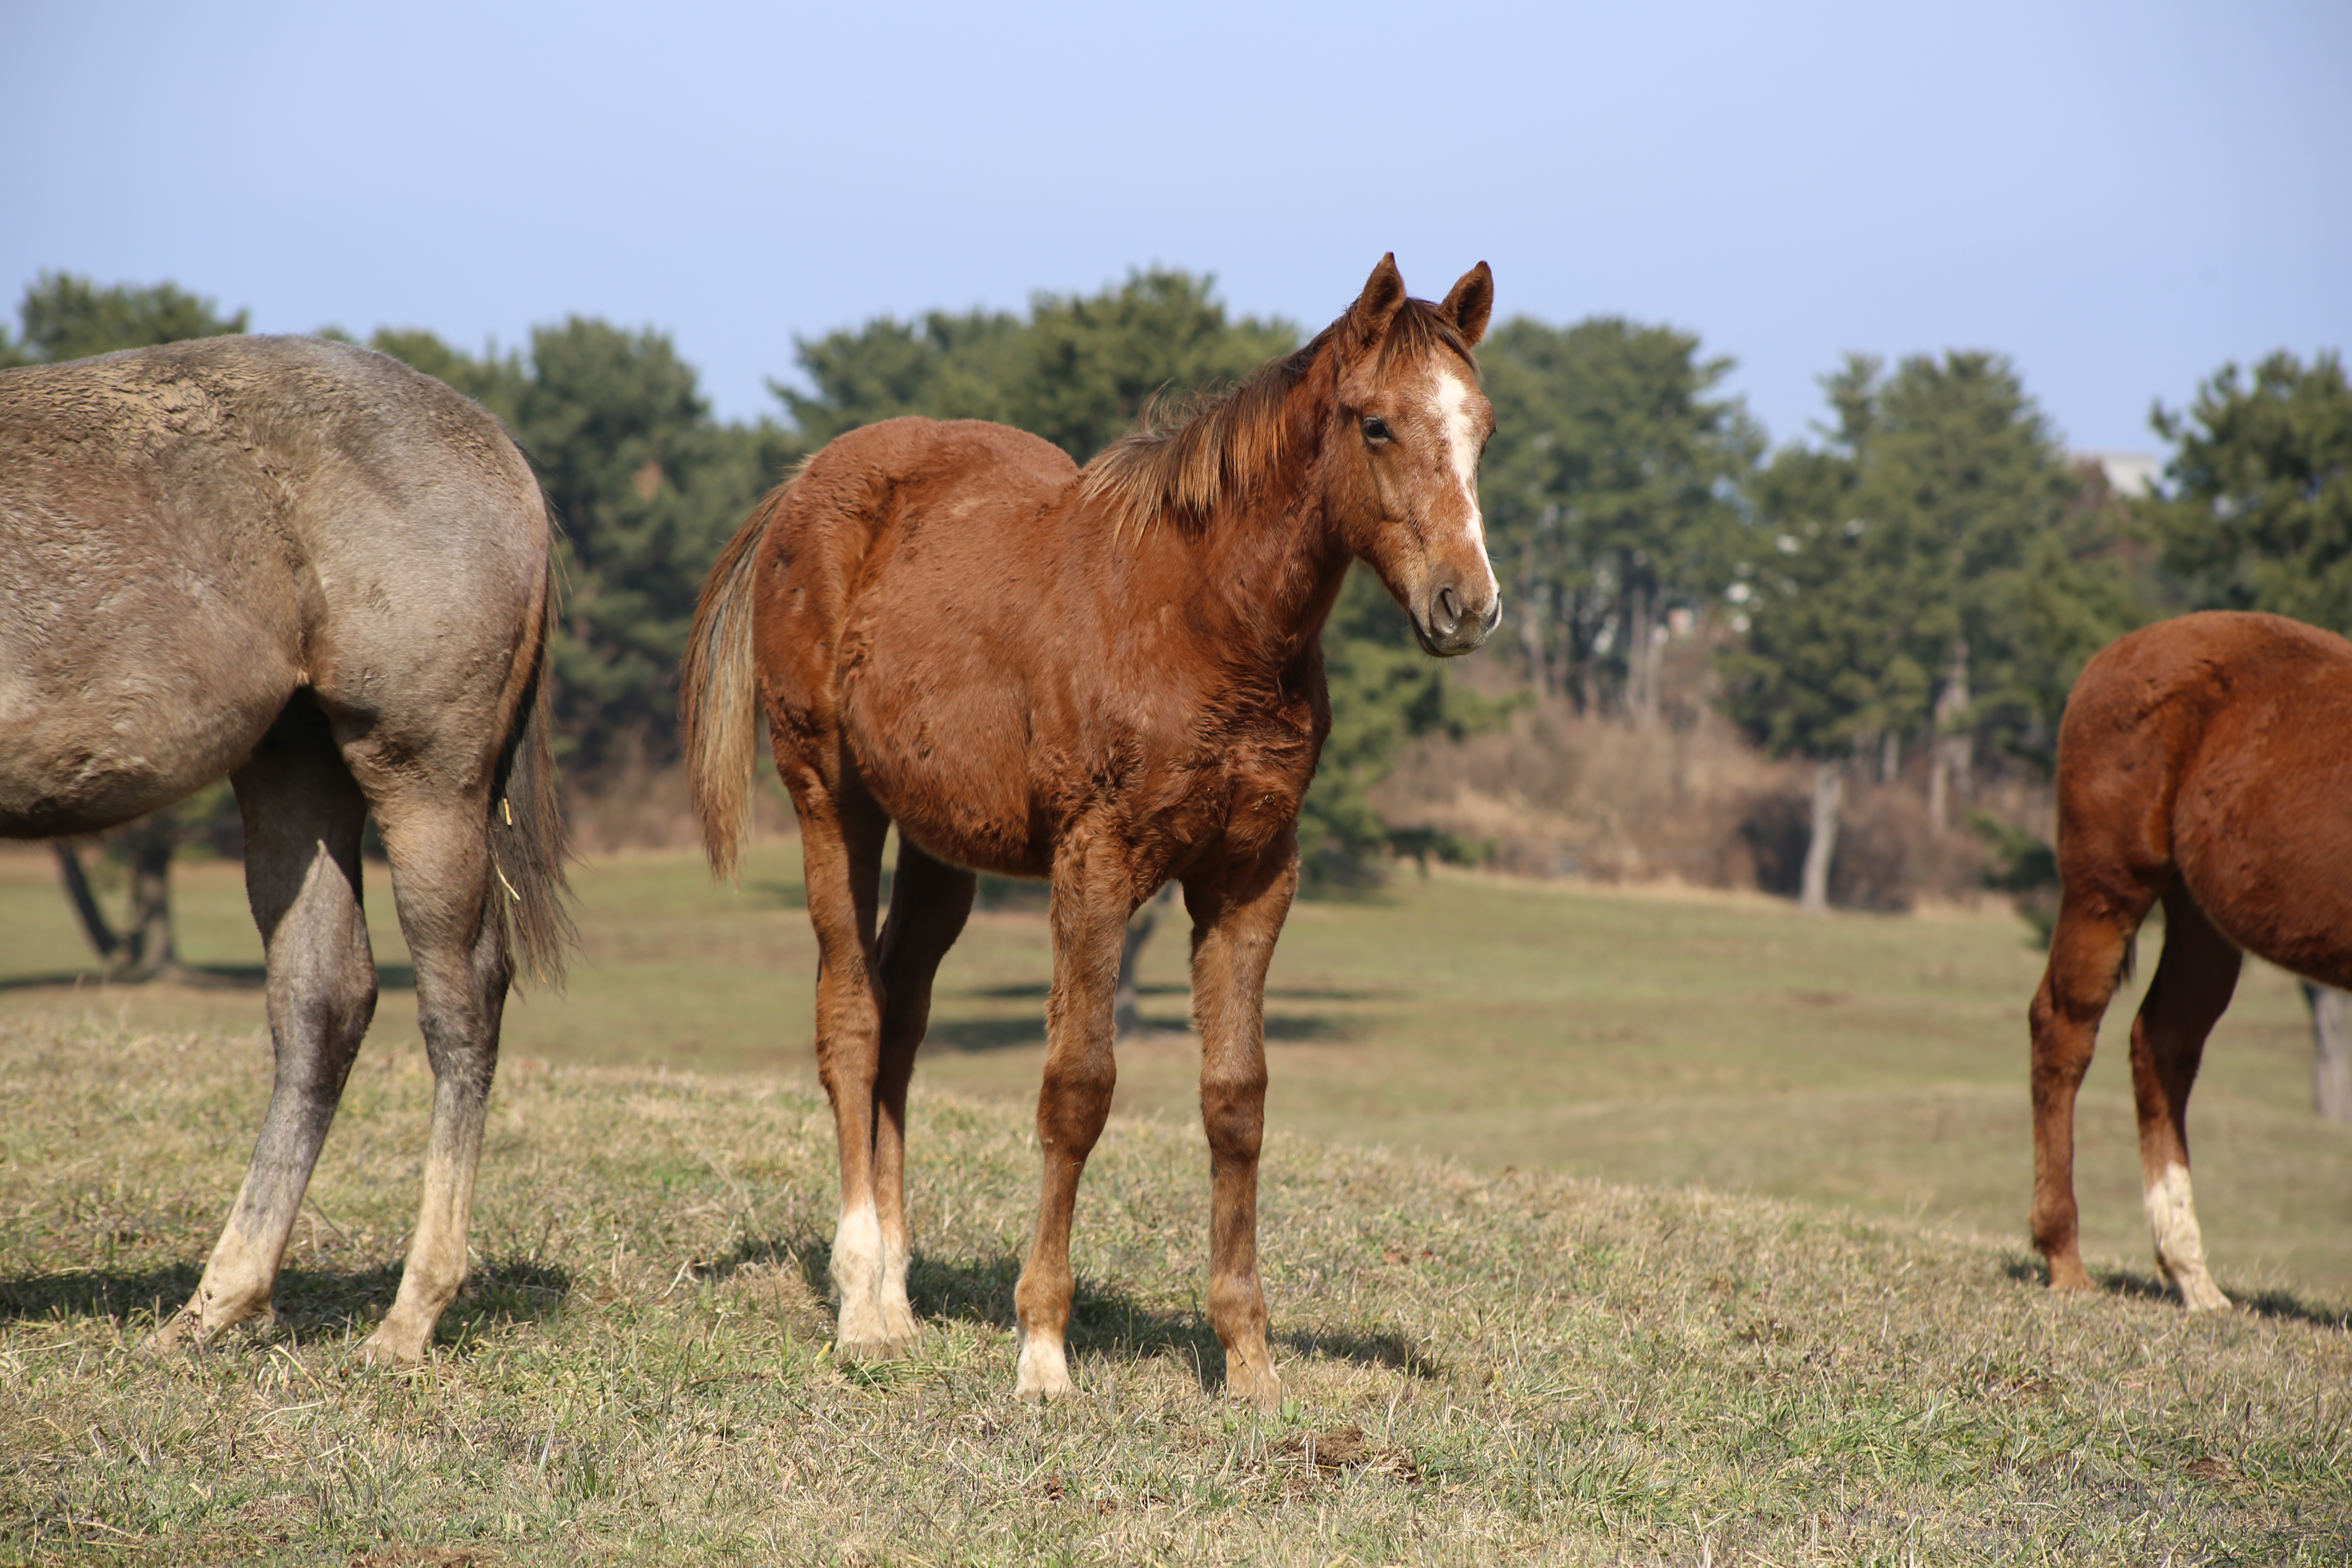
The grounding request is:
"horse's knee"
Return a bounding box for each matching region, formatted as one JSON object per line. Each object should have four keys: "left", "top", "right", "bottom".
{"left": 1200, "top": 1067, "right": 1267, "bottom": 1162}
{"left": 1038, "top": 1055, "right": 1115, "bottom": 1154}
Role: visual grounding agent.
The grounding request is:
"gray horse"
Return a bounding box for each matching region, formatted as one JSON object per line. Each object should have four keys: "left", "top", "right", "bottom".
{"left": 1, "top": 335, "right": 572, "bottom": 1361}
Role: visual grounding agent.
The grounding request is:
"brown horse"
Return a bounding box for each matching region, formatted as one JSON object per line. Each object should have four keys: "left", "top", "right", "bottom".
{"left": 2029, "top": 610, "right": 2352, "bottom": 1310}
{"left": 0, "top": 336, "right": 572, "bottom": 1361}
{"left": 682, "top": 255, "right": 1497, "bottom": 1401}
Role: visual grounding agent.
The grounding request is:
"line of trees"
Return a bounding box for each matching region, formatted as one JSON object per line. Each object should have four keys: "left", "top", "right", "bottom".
{"left": 9, "top": 270, "right": 2346, "bottom": 947}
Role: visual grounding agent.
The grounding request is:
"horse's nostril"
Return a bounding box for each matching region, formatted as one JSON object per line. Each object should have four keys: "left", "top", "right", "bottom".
{"left": 1437, "top": 585, "right": 1462, "bottom": 627}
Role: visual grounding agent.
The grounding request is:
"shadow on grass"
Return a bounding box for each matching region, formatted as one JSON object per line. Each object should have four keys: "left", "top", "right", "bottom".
{"left": 1276, "top": 1326, "right": 1447, "bottom": 1379}
{"left": 2001, "top": 1256, "right": 2352, "bottom": 1331}
{"left": 0, "top": 1262, "right": 202, "bottom": 1324}
{"left": 922, "top": 1005, "right": 1354, "bottom": 1052}
{"left": 708, "top": 1233, "right": 1446, "bottom": 1387}
{"left": 0, "top": 1256, "right": 570, "bottom": 1348}
{"left": 964, "top": 981, "right": 1390, "bottom": 1004}
{"left": 0, "top": 962, "right": 416, "bottom": 993}
{"left": 921, "top": 1016, "right": 1047, "bottom": 1052}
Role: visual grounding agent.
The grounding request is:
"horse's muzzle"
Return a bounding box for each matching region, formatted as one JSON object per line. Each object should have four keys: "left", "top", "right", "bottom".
{"left": 1413, "top": 578, "right": 1501, "bottom": 657}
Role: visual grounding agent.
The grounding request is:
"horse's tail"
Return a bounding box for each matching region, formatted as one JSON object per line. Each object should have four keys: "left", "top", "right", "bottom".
{"left": 490, "top": 552, "right": 577, "bottom": 985}
{"left": 682, "top": 484, "right": 784, "bottom": 880}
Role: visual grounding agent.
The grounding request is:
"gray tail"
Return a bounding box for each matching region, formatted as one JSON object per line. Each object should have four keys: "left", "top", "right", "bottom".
{"left": 490, "top": 555, "right": 577, "bottom": 984}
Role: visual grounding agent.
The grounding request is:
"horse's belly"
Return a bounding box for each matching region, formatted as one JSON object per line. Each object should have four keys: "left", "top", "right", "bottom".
{"left": 0, "top": 571, "right": 301, "bottom": 836}
{"left": 843, "top": 667, "right": 1043, "bottom": 877}
{"left": 2172, "top": 711, "right": 2352, "bottom": 978}
{"left": 0, "top": 666, "right": 293, "bottom": 836}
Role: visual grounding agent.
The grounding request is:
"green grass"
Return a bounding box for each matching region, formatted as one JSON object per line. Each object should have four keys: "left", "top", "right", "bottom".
{"left": 5, "top": 839, "right": 2349, "bottom": 1298}
{"left": 2, "top": 1017, "right": 2348, "bottom": 1564}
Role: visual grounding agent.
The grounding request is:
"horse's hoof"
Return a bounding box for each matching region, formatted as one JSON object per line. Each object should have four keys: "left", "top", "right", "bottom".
{"left": 1226, "top": 1360, "right": 1283, "bottom": 1410}
{"left": 835, "top": 1332, "right": 917, "bottom": 1362}
{"left": 143, "top": 1308, "right": 206, "bottom": 1354}
{"left": 2044, "top": 1257, "right": 2094, "bottom": 1293}
{"left": 145, "top": 1295, "right": 272, "bottom": 1353}
{"left": 1013, "top": 1333, "right": 1073, "bottom": 1401}
{"left": 1013, "top": 1370, "right": 1074, "bottom": 1402}
{"left": 358, "top": 1323, "right": 428, "bottom": 1368}
{"left": 2178, "top": 1277, "right": 2232, "bottom": 1313}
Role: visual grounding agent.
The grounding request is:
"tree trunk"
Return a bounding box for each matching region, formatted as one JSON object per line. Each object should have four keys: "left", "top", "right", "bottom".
{"left": 1626, "top": 588, "right": 1657, "bottom": 724}
{"left": 1114, "top": 884, "right": 1178, "bottom": 1041}
{"left": 1880, "top": 729, "right": 1901, "bottom": 784}
{"left": 1642, "top": 602, "right": 1667, "bottom": 722}
{"left": 1929, "top": 638, "right": 1971, "bottom": 835}
{"left": 1517, "top": 580, "right": 1551, "bottom": 696}
{"left": 117, "top": 817, "right": 181, "bottom": 980}
{"left": 52, "top": 843, "right": 122, "bottom": 960}
{"left": 2305, "top": 982, "right": 2352, "bottom": 1123}
{"left": 1800, "top": 761, "right": 1843, "bottom": 915}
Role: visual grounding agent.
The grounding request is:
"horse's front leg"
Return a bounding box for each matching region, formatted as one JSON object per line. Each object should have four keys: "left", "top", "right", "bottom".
{"left": 1183, "top": 837, "right": 1296, "bottom": 1407}
{"left": 1012, "top": 841, "right": 1133, "bottom": 1400}
{"left": 154, "top": 708, "right": 376, "bottom": 1349}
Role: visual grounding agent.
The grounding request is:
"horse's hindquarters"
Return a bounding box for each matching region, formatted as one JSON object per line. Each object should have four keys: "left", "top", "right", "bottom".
{"left": 755, "top": 419, "right": 1074, "bottom": 878}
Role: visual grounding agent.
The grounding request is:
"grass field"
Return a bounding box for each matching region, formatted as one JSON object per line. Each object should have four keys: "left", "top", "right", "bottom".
{"left": 4, "top": 838, "right": 2348, "bottom": 1297}
{"left": 3, "top": 1018, "right": 2348, "bottom": 1564}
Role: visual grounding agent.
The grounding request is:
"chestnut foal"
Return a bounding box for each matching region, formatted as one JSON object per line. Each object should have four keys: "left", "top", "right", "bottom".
{"left": 2030, "top": 611, "right": 2352, "bottom": 1310}
{"left": 683, "top": 256, "right": 1499, "bottom": 1400}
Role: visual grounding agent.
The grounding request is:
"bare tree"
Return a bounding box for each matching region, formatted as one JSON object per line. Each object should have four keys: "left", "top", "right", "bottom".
{"left": 52, "top": 816, "right": 183, "bottom": 980}
{"left": 2304, "top": 983, "right": 2352, "bottom": 1123}
{"left": 1113, "top": 884, "right": 1180, "bottom": 1040}
{"left": 1799, "top": 761, "right": 1842, "bottom": 915}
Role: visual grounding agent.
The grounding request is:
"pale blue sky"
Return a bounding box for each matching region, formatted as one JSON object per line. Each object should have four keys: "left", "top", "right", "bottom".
{"left": 4, "top": 0, "right": 2345, "bottom": 452}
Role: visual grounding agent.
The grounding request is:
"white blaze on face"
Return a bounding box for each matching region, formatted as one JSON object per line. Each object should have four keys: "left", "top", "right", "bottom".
{"left": 1432, "top": 369, "right": 1488, "bottom": 557}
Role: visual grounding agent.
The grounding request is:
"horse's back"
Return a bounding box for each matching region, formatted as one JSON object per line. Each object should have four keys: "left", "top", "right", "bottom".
{"left": 2060, "top": 611, "right": 2352, "bottom": 978}
{"left": 0, "top": 337, "right": 547, "bottom": 836}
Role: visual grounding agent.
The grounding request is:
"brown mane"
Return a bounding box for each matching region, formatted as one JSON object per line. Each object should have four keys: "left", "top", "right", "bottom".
{"left": 1078, "top": 299, "right": 1474, "bottom": 543}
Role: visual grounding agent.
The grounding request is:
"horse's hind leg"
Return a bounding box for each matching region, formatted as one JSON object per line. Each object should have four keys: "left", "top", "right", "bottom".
{"left": 869, "top": 840, "right": 976, "bottom": 1348}
{"left": 2029, "top": 882, "right": 2152, "bottom": 1292}
{"left": 360, "top": 788, "right": 513, "bottom": 1362}
{"left": 789, "top": 777, "right": 895, "bottom": 1354}
{"left": 155, "top": 700, "right": 376, "bottom": 1348}
{"left": 2128, "top": 886, "right": 2241, "bottom": 1310}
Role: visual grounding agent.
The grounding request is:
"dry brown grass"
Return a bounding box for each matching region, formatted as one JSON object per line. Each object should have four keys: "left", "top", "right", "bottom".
{"left": 4, "top": 1017, "right": 2348, "bottom": 1564}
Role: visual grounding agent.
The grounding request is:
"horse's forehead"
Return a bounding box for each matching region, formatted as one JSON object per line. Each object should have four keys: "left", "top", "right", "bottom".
{"left": 1395, "top": 351, "right": 1487, "bottom": 420}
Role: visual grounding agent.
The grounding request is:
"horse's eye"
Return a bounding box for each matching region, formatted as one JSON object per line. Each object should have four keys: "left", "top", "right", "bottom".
{"left": 1362, "top": 416, "right": 1392, "bottom": 445}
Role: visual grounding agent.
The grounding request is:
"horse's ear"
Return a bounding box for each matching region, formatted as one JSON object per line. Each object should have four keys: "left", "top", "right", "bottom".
{"left": 1440, "top": 262, "right": 1494, "bottom": 347}
{"left": 1345, "top": 253, "right": 1409, "bottom": 356}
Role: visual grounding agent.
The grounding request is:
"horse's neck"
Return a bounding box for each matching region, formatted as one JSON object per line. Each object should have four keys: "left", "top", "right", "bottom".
{"left": 1178, "top": 403, "right": 1350, "bottom": 675}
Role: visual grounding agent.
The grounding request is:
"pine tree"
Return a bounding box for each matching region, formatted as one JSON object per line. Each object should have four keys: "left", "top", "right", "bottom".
{"left": 2144, "top": 350, "right": 2352, "bottom": 633}
{"left": 1479, "top": 317, "right": 1759, "bottom": 716}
